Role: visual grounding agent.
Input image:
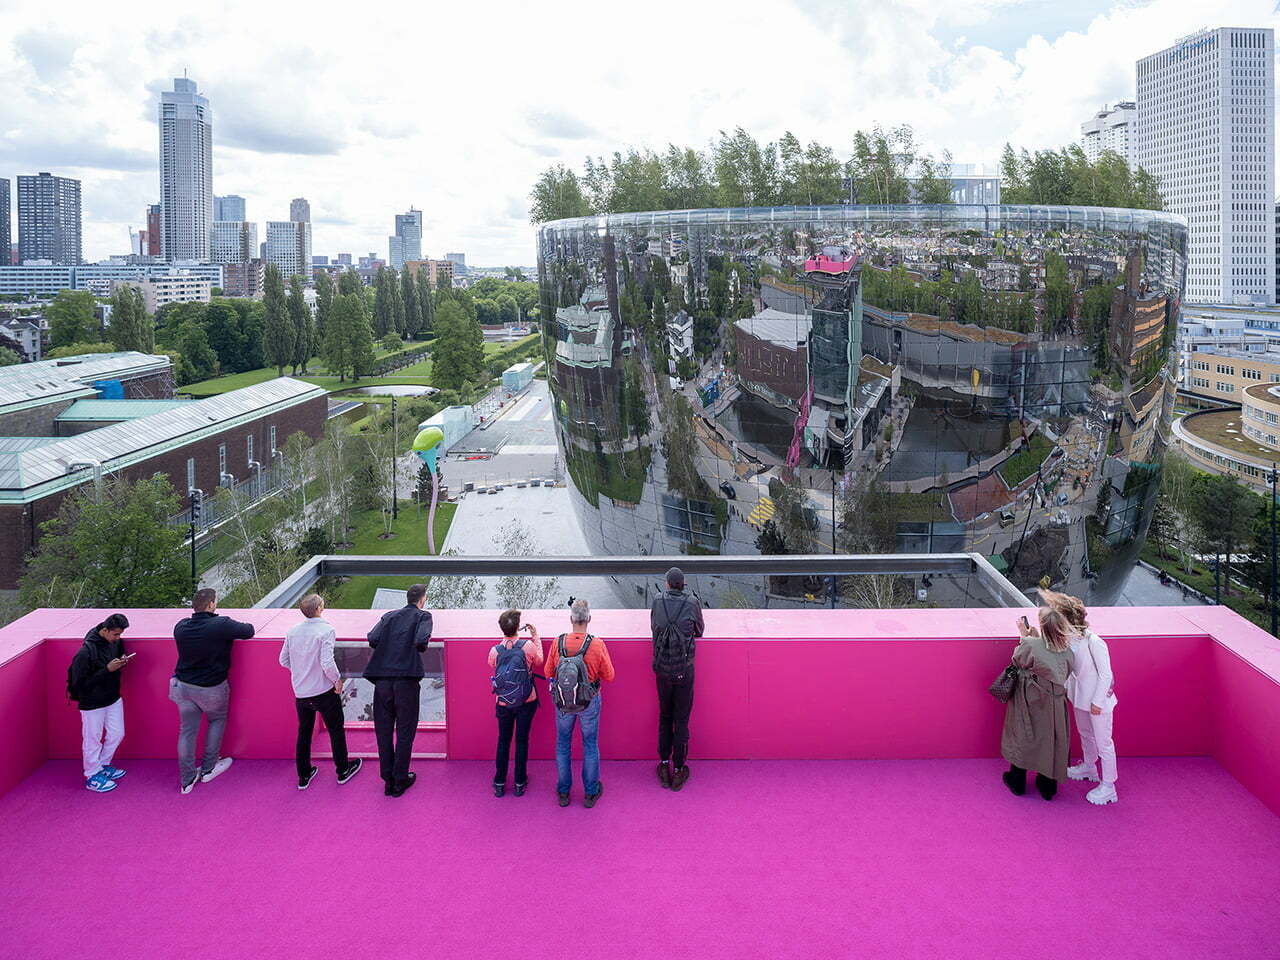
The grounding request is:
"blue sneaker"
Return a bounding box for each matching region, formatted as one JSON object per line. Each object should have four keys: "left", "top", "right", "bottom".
{"left": 100, "top": 765, "right": 126, "bottom": 780}
{"left": 85, "top": 774, "right": 117, "bottom": 793}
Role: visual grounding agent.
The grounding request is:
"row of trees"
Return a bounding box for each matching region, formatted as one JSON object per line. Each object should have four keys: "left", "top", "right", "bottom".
{"left": 1000, "top": 145, "right": 1162, "bottom": 210}
{"left": 530, "top": 124, "right": 1163, "bottom": 223}
{"left": 1148, "top": 452, "right": 1278, "bottom": 608}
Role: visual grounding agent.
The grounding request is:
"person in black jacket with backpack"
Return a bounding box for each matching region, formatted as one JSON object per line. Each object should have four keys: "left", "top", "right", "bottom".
{"left": 68, "top": 613, "right": 133, "bottom": 793}
{"left": 364, "top": 583, "right": 434, "bottom": 797}
{"left": 651, "top": 567, "right": 704, "bottom": 791}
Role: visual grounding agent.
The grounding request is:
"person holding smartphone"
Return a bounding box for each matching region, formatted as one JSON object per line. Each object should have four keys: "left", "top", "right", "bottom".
{"left": 1000, "top": 605, "right": 1076, "bottom": 801}
{"left": 67, "top": 614, "right": 133, "bottom": 793}
{"left": 488, "top": 610, "right": 544, "bottom": 797}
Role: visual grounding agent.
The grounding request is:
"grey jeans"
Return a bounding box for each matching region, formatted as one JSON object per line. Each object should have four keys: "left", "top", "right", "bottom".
{"left": 169, "top": 678, "right": 230, "bottom": 785}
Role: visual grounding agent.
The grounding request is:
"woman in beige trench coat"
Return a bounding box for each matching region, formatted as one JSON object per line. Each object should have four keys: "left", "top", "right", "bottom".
{"left": 1000, "top": 605, "right": 1076, "bottom": 800}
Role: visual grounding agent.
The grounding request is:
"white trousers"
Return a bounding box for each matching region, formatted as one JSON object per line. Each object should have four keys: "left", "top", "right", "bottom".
{"left": 1074, "top": 706, "right": 1117, "bottom": 784}
{"left": 81, "top": 699, "right": 125, "bottom": 779}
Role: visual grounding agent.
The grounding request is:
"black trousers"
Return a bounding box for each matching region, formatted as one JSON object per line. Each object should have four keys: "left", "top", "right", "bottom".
{"left": 295, "top": 689, "right": 350, "bottom": 779}
{"left": 656, "top": 668, "right": 695, "bottom": 768}
{"left": 373, "top": 678, "right": 420, "bottom": 787}
{"left": 495, "top": 698, "right": 539, "bottom": 785}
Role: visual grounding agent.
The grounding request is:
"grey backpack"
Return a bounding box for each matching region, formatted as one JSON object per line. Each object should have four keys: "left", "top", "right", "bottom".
{"left": 552, "top": 633, "right": 597, "bottom": 713}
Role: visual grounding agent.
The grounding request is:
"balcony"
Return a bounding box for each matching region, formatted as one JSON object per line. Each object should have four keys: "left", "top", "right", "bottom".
{"left": 2, "top": 598, "right": 1278, "bottom": 957}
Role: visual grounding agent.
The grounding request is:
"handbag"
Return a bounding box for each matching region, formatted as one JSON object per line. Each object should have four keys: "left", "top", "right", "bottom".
{"left": 988, "top": 663, "right": 1019, "bottom": 703}
{"left": 1087, "top": 635, "right": 1116, "bottom": 700}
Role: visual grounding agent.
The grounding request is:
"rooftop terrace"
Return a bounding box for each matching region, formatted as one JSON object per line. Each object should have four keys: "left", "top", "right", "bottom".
{"left": 2, "top": 602, "right": 1277, "bottom": 958}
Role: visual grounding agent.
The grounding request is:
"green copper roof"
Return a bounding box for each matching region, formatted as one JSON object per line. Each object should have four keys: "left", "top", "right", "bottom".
{"left": 56, "top": 399, "right": 193, "bottom": 422}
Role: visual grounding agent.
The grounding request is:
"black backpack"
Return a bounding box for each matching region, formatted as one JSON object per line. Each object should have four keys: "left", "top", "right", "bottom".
{"left": 66, "top": 641, "right": 89, "bottom": 703}
{"left": 652, "top": 596, "right": 695, "bottom": 677}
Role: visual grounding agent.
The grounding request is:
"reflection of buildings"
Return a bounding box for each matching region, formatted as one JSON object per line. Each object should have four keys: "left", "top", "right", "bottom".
{"left": 539, "top": 205, "right": 1187, "bottom": 607}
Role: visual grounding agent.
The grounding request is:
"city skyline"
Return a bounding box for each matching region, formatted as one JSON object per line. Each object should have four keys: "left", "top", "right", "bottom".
{"left": 1, "top": 0, "right": 1278, "bottom": 266}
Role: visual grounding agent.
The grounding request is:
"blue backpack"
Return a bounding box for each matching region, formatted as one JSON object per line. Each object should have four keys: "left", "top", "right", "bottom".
{"left": 491, "top": 639, "right": 533, "bottom": 707}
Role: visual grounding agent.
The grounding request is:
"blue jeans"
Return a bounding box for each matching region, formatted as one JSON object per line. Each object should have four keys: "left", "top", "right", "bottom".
{"left": 555, "top": 694, "right": 601, "bottom": 796}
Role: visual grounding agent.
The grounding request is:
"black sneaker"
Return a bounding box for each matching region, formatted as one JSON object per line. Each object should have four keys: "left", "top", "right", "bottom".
{"left": 671, "top": 766, "right": 690, "bottom": 791}
{"left": 657, "top": 762, "right": 672, "bottom": 789}
{"left": 298, "top": 765, "right": 319, "bottom": 790}
{"left": 584, "top": 783, "right": 603, "bottom": 808}
{"left": 337, "top": 759, "right": 362, "bottom": 785}
{"left": 390, "top": 772, "right": 417, "bottom": 798}
{"left": 557, "top": 792, "right": 570, "bottom": 807}
{"left": 1002, "top": 770, "right": 1027, "bottom": 796}
{"left": 384, "top": 779, "right": 393, "bottom": 796}
{"left": 514, "top": 781, "right": 527, "bottom": 797}
{"left": 493, "top": 780, "right": 506, "bottom": 798}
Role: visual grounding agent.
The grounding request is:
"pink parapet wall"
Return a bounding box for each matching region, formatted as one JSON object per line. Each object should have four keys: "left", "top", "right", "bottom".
{"left": 1, "top": 603, "right": 1278, "bottom": 813}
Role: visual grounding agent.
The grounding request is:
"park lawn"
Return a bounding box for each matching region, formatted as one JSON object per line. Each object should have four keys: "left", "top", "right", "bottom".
{"left": 998, "top": 433, "right": 1054, "bottom": 487}
{"left": 180, "top": 367, "right": 289, "bottom": 396}
{"left": 301, "top": 360, "right": 434, "bottom": 392}
{"left": 323, "top": 500, "right": 458, "bottom": 608}
{"left": 483, "top": 334, "right": 538, "bottom": 356}
{"left": 1139, "top": 541, "right": 1272, "bottom": 632}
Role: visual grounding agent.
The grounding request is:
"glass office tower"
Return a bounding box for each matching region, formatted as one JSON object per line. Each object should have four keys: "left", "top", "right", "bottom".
{"left": 537, "top": 205, "right": 1187, "bottom": 608}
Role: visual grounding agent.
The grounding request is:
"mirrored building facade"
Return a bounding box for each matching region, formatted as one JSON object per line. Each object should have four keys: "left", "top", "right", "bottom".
{"left": 537, "top": 206, "right": 1187, "bottom": 608}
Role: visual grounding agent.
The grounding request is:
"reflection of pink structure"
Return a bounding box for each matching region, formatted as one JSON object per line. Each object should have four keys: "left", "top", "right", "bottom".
{"left": 804, "top": 250, "right": 857, "bottom": 276}
{"left": 2, "top": 604, "right": 1279, "bottom": 955}
{"left": 786, "top": 377, "right": 813, "bottom": 468}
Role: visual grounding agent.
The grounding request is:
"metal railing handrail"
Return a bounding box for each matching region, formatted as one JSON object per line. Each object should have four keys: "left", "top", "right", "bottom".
{"left": 255, "top": 552, "right": 1032, "bottom": 610}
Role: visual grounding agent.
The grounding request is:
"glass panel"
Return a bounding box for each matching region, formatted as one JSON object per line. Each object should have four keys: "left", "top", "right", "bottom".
{"left": 538, "top": 205, "right": 1187, "bottom": 607}
{"left": 334, "top": 641, "right": 445, "bottom": 725}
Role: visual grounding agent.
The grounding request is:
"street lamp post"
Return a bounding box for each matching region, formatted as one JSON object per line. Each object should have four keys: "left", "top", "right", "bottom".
{"left": 1271, "top": 464, "right": 1277, "bottom": 637}
{"left": 391, "top": 397, "right": 399, "bottom": 521}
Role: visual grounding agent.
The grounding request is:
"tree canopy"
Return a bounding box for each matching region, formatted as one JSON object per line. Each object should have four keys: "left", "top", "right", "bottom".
{"left": 529, "top": 124, "right": 1163, "bottom": 222}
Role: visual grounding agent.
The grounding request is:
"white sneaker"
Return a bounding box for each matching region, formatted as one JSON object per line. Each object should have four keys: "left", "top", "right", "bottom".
{"left": 1067, "top": 761, "right": 1099, "bottom": 782}
{"left": 1086, "top": 782, "right": 1118, "bottom": 805}
{"left": 200, "top": 757, "right": 233, "bottom": 783}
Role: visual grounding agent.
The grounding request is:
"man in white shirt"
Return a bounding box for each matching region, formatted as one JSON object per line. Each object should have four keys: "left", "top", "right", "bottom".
{"left": 280, "top": 594, "right": 362, "bottom": 790}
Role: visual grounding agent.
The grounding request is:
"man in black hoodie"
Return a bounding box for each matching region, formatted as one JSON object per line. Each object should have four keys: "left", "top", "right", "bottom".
{"left": 68, "top": 613, "right": 133, "bottom": 793}
{"left": 364, "top": 583, "right": 434, "bottom": 797}
{"left": 170, "top": 588, "right": 256, "bottom": 793}
{"left": 650, "top": 567, "right": 704, "bottom": 791}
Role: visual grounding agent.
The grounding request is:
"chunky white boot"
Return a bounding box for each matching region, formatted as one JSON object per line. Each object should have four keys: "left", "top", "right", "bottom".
{"left": 1086, "top": 782, "right": 1118, "bottom": 805}
{"left": 1068, "top": 761, "right": 1099, "bottom": 782}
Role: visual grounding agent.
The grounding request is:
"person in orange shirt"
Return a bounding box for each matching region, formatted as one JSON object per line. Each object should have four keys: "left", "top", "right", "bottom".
{"left": 543, "top": 598, "right": 615, "bottom": 807}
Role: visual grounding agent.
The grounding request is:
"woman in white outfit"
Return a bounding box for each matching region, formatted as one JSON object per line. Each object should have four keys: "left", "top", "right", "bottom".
{"left": 1041, "top": 591, "right": 1118, "bottom": 805}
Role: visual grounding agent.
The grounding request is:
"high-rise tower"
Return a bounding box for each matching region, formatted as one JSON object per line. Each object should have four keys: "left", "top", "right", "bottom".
{"left": 1136, "top": 28, "right": 1275, "bottom": 304}
{"left": 17, "top": 172, "right": 81, "bottom": 265}
{"left": 159, "top": 77, "right": 213, "bottom": 262}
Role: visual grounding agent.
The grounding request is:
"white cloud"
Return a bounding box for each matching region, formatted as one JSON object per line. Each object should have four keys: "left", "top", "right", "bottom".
{"left": 0, "top": 0, "right": 1275, "bottom": 265}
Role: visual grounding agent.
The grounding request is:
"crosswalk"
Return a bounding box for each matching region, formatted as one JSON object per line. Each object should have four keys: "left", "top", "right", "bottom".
{"left": 748, "top": 495, "right": 776, "bottom": 528}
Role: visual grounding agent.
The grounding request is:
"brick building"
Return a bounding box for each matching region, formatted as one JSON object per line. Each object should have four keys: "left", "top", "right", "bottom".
{"left": 0, "top": 352, "right": 174, "bottom": 438}
{"left": 0, "top": 377, "right": 326, "bottom": 588}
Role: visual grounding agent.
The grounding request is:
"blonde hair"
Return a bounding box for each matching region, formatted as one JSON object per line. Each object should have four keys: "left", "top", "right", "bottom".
{"left": 299, "top": 594, "right": 324, "bottom": 618}
{"left": 1038, "top": 589, "right": 1087, "bottom": 630}
{"left": 1038, "top": 605, "right": 1076, "bottom": 653}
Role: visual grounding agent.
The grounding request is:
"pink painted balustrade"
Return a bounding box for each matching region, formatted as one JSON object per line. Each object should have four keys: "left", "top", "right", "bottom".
{"left": 1, "top": 603, "right": 1277, "bottom": 813}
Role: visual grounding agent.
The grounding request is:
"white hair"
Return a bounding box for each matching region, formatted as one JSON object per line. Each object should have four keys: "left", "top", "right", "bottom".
{"left": 570, "top": 597, "right": 591, "bottom": 625}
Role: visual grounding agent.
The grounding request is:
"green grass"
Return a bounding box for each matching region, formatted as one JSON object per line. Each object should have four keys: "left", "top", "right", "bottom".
{"left": 999, "top": 433, "right": 1054, "bottom": 487}
{"left": 1140, "top": 542, "right": 1274, "bottom": 634}
{"left": 322, "top": 500, "right": 458, "bottom": 608}
{"left": 181, "top": 367, "right": 286, "bottom": 396}
{"left": 484, "top": 334, "right": 538, "bottom": 356}
{"left": 883, "top": 491, "right": 953, "bottom": 523}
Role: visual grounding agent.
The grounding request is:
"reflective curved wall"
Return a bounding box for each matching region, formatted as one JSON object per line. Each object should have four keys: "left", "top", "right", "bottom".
{"left": 537, "top": 205, "right": 1187, "bottom": 608}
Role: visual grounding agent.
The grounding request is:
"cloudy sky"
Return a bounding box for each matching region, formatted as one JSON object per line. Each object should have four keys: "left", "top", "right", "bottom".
{"left": 1, "top": 0, "right": 1276, "bottom": 266}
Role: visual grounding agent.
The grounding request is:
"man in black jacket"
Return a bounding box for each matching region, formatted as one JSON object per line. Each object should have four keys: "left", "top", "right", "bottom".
{"left": 170, "top": 588, "right": 256, "bottom": 793}
{"left": 364, "top": 583, "right": 434, "bottom": 797}
{"left": 650, "top": 567, "right": 704, "bottom": 791}
{"left": 69, "top": 613, "right": 133, "bottom": 793}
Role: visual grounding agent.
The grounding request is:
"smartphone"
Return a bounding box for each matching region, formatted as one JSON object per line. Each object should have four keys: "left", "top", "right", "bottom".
{"left": 520, "top": 624, "right": 532, "bottom": 633}
{"left": 1019, "top": 616, "right": 1031, "bottom": 632}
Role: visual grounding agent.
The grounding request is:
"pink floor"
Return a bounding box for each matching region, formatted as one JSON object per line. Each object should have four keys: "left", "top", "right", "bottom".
{"left": 3, "top": 759, "right": 1278, "bottom": 959}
